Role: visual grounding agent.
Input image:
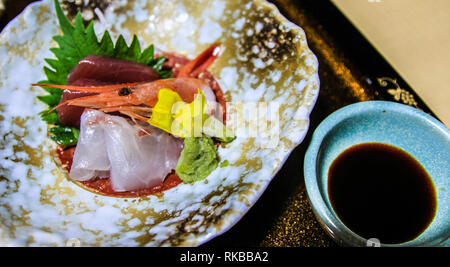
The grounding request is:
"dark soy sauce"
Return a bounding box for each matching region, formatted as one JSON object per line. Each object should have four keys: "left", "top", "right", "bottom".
{"left": 328, "top": 143, "right": 437, "bottom": 244}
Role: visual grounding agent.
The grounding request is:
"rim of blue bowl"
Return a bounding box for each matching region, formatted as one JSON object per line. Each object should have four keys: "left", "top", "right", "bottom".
{"left": 304, "top": 100, "right": 450, "bottom": 247}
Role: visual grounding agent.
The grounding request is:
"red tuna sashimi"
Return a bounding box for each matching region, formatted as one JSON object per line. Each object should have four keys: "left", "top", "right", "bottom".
{"left": 67, "top": 55, "right": 159, "bottom": 84}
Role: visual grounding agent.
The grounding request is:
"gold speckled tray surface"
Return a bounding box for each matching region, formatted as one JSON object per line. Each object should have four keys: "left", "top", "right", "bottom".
{"left": 0, "top": 0, "right": 319, "bottom": 246}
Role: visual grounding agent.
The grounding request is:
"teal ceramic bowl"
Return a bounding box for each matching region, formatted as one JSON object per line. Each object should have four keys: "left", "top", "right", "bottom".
{"left": 304, "top": 101, "right": 450, "bottom": 247}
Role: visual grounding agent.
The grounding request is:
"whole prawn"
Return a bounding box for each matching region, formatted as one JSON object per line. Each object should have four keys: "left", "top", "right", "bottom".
{"left": 34, "top": 43, "right": 221, "bottom": 122}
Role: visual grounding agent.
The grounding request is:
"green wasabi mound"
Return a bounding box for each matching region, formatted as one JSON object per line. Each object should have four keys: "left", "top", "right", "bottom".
{"left": 175, "top": 137, "right": 218, "bottom": 183}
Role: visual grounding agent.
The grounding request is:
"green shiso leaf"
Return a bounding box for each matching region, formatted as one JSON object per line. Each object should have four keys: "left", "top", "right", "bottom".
{"left": 38, "top": 0, "right": 172, "bottom": 147}
{"left": 49, "top": 126, "right": 80, "bottom": 147}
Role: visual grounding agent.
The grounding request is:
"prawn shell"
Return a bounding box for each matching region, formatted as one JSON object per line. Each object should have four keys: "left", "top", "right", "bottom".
{"left": 57, "top": 55, "right": 161, "bottom": 127}
{"left": 57, "top": 79, "right": 104, "bottom": 128}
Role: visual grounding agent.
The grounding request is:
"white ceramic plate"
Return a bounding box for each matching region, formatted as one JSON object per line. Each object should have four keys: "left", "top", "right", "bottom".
{"left": 0, "top": 0, "right": 319, "bottom": 246}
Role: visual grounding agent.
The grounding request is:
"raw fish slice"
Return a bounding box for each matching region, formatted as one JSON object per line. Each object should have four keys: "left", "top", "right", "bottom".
{"left": 104, "top": 116, "right": 183, "bottom": 192}
{"left": 69, "top": 110, "right": 110, "bottom": 181}
{"left": 69, "top": 110, "right": 183, "bottom": 192}
{"left": 103, "top": 115, "right": 158, "bottom": 192}
{"left": 67, "top": 55, "right": 159, "bottom": 84}
{"left": 137, "top": 123, "right": 184, "bottom": 170}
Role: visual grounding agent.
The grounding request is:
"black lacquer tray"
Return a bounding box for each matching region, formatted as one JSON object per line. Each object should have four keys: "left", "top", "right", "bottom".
{"left": 0, "top": 0, "right": 439, "bottom": 247}
{"left": 204, "top": 0, "right": 439, "bottom": 247}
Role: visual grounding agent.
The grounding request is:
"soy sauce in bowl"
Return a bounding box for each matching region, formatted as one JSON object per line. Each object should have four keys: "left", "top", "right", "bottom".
{"left": 328, "top": 142, "right": 437, "bottom": 244}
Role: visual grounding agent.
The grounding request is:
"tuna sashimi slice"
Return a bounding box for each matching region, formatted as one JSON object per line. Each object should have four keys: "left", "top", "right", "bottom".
{"left": 67, "top": 55, "right": 159, "bottom": 84}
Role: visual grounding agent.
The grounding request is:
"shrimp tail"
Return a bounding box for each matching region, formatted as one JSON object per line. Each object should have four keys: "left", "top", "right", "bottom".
{"left": 177, "top": 42, "right": 221, "bottom": 78}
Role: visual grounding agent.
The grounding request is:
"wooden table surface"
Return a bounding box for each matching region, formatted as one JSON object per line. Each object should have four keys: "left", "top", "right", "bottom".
{"left": 332, "top": 0, "right": 450, "bottom": 126}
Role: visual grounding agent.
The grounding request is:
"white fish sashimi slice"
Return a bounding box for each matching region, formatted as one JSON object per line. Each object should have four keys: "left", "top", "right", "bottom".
{"left": 140, "top": 124, "right": 184, "bottom": 170}
{"left": 70, "top": 111, "right": 110, "bottom": 181}
{"left": 103, "top": 116, "right": 172, "bottom": 192}
{"left": 69, "top": 110, "right": 183, "bottom": 192}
